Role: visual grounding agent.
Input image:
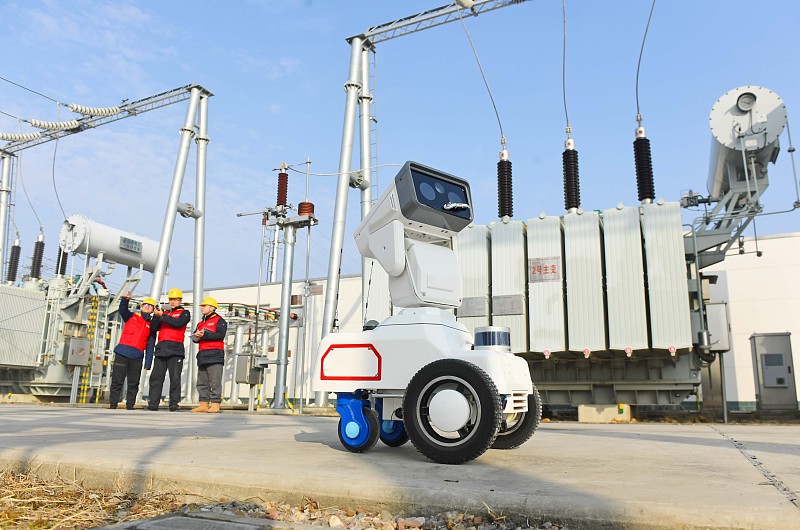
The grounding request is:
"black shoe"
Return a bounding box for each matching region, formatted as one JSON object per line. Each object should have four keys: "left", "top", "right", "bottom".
{"left": 147, "top": 405, "right": 159, "bottom": 411}
{"left": 126, "top": 405, "right": 135, "bottom": 410}
{"left": 109, "top": 403, "right": 118, "bottom": 410}
{"left": 169, "top": 407, "right": 179, "bottom": 412}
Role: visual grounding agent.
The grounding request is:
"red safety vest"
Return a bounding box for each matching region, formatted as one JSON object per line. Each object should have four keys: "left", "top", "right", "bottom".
{"left": 198, "top": 313, "right": 224, "bottom": 351}
{"left": 158, "top": 308, "right": 187, "bottom": 343}
{"left": 118, "top": 313, "right": 152, "bottom": 351}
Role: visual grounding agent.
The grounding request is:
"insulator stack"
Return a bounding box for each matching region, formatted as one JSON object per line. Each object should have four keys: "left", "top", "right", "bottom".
{"left": 497, "top": 151, "right": 513, "bottom": 218}
{"left": 56, "top": 247, "right": 68, "bottom": 276}
{"left": 277, "top": 172, "right": 289, "bottom": 206}
{"left": 7, "top": 240, "right": 21, "bottom": 283}
{"left": 298, "top": 201, "right": 315, "bottom": 216}
{"left": 563, "top": 146, "right": 581, "bottom": 210}
{"left": 633, "top": 134, "right": 655, "bottom": 202}
{"left": 67, "top": 103, "right": 121, "bottom": 117}
{"left": 30, "top": 235, "right": 45, "bottom": 280}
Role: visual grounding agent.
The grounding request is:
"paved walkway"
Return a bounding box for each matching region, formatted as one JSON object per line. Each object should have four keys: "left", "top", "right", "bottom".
{"left": 1, "top": 404, "right": 798, "bottom": 529}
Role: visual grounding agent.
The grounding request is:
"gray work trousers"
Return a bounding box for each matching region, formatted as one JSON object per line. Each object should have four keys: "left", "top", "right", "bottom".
{"left": 196, "top": 363, "right": 223, "bottom": 404}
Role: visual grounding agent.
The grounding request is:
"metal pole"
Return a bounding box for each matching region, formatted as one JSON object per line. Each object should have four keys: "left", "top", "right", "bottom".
{"left": 259, "top": 329, "right": 270, "bottom": 405}
{"left": 248, "top": 384, "right": 256, "bottom": 412}
{"left": 189, "top": 93, "right": 209, "bottom": 403}
{"left": 231, "top": 324, "right": 245, "bottom": 403}
{"left": 150, "top": 86, "right": 202, "bottom": 301}
{"left": 0, "top": 154, "right": 11, "bottom": 281}
{"left": 359, "top": 48, "right": 374, "bottom": 322}
{"left": 269, "top": 226, "right": 280, "bottom": 283}
{"left": 69, "top": 366, "right": 80, "bottom": 404}
{"left": 302, "top": 292, "right": 315, "bottom": 406}
{"left": 719, "top": 352, "right": 728, "bottom": 424}
{"left": 273, "top": 224, "right": 297, "bottom": 408}
{"left": 317, "top": 36, "right": 363, "bottom": 406}
{"left": 296, "top": 317, "right": 305, "bottom": 414}
{"left": 253, "top": 216, "right": 267, "bottom": 355}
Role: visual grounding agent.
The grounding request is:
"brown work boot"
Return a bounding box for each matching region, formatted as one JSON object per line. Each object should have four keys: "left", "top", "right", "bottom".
{"left": 191, "top": 402, "right": 209, "bottom": 413}
{"left": 208, "top": 402, "right": 220, "bottom": 414}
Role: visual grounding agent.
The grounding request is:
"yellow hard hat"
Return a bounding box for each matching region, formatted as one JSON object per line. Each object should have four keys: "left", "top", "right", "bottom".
{"left": 200, "top": 296, "right": 218, "bottom": 308}
{"left": 167, "top": 288, "right": 183, "bottom": 299}
{"left": 142, "top": 297, "right": 157, "bottom": 307}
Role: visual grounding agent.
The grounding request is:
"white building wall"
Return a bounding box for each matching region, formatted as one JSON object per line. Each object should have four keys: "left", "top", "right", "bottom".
{"left": 707, "top": 232, "right": 800, "bottom": 411}
{"left": 172, "top": 275, "right": 364, "bottom": 404}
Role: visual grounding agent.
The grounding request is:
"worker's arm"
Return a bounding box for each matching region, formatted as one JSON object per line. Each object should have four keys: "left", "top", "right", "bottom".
{"left": 159, "top": 310, "right": 191, "bottom": 328}
{"left": 201, "top": 316, "right": 227, "bottom": 341}
{"left": 118, "top": 294, "right": 133, "bottom": 322}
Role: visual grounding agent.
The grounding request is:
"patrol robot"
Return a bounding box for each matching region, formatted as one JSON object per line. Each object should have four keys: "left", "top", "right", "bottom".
{"left": 312, "top": 162, "right": 540, "bottom": 464}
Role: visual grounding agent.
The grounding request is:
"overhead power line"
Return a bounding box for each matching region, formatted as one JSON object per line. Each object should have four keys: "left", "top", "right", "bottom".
{"left": 0, "top": 75, "right": 60, "bottom": 104}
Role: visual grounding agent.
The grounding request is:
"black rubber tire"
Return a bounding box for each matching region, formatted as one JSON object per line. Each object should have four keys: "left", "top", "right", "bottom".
{"left": 403, "top": 359, "right": 502, "bottom": 465}
{"left": 337, "top": 407, "right": 380, "bottom": 453}
{"left": 492, "top": 384, "right": 542, "bottom": 450}
{"left": 380, "top": 424, "right": 409, "bottom": 447}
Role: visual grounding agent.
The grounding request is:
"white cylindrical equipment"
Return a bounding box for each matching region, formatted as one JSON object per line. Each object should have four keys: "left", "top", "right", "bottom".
{"left": 59, "top": 214, "right": 160, "bottom": 272}
{"left": 708, "top": 86, "right": 787, "bottom": 198}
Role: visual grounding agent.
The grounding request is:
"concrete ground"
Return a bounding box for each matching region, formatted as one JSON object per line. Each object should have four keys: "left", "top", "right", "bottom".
{"left": 0, "top": 404, "right": 798, "bottom": 530}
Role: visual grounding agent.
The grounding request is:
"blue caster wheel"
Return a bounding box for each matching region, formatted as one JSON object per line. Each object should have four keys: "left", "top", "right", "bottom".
{"left": 375, "top": 399, "right": 409, "bottom": 447}
{"left": 336, "top": 393, "right": 380, "bottom": 453}
{"left": 379, "top": 418, "right": 409, "bottom": 447}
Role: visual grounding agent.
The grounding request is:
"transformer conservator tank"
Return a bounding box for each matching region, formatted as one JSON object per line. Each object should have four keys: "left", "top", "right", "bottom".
{"left": 59, "top": 214, "right": 160, "bottom": 272}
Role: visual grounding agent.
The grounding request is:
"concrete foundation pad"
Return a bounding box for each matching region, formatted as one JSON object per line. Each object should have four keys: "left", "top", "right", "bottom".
{"left": 577, "top": 403, "right": 632, "bottom": 423}
{"left": 1, "top": 404, "right": 798, "bottom": 529}
{"left": 1, "top": 393, "right": 48, "bottom": 404}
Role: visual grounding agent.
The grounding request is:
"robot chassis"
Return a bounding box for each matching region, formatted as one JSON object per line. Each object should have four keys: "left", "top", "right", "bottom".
{"left": 312, "top": 162, "right": 541, "bottom": 464}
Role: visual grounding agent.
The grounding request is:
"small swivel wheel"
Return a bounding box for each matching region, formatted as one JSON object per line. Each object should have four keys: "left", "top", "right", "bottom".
{"left": 336, "top": 393, "right": 380, "bottom": 453}
{"left": 380, "top": 419, "right": 409, "bottom": 447}
{"left": 375, "top": 399, "right": 409, "bottom": 447}
{"left": 492, "top": 384, "right": 542, "bottom": 449}
{"left": 403, "top": 359, "right": 502, "bottom": 465}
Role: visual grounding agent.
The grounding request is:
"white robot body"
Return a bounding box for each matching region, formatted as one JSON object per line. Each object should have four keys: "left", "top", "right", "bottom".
{"left": 312, "top": 308, "right": 533, "bottom": 412}
{"left": 313, "top": 162, "right": 539, "bottom": 465}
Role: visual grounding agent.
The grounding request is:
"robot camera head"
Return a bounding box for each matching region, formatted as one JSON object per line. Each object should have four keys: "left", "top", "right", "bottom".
{"left": 355, "top": 162, "right": 472, "bottom": 307}
{"left": 357, "top": 162, "right": 473, "bottom": 245}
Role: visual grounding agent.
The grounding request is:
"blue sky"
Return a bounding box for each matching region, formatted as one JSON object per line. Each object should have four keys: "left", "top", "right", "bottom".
{"left": 1, "top": 0, "right": 799, "bottom": 296}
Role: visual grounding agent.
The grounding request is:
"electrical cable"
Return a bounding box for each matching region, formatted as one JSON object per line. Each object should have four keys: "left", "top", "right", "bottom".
{"left": 52, "top": 138, "right": 67, "bottom": 220}
{"left": 304, "top": 158, "right": 310, "bottom": 202}
{"left": 16, "top": 153, "right": 43, "bottom": 233}
{"left": 0, "top": 109, "right": 21, "bottom": 120}
{"left": 0, "top": 75, "right": 60, "bottom": 104}
{"left": 455, "top": 3, "right": 505, "bottom": 148}
{"left": 560, "top": 0, "right": 581, "bottom": 212}
{"left": 363, "top": 260, "right": 375, "bottom": 327}
{"left": 284, "top": 162, "right": 401, "bottom": 178}
{"left": 561, "top": 0, "right": 571, "bottom": 136}
{"left": 752, "top": 216, "right": 761, "bottom": 255}
{"left": 635, "top": 0, "right": 657, "bottom": 122}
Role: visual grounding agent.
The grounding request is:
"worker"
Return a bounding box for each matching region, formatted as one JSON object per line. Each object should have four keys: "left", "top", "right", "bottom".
{"left": 147, "top": 288, "right": 190, "bottom": 412}
{"left": 190, "top": 297, "right": 228, "bottom": 413}
{"left": 109, "top": 292, "right": 156, "bottom": 410}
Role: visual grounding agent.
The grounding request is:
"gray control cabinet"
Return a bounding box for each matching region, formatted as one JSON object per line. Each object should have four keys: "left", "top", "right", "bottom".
{"left": 64, "top": 338, "right": 91, "bottom": 366}
{"left": 235, "top": 354, "right": 261, "bottom": 385}
{"left": 750, "top": 332, "right": 797, "bottom": 410}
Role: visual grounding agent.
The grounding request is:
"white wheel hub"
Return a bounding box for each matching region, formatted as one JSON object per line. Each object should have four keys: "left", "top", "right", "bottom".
{"left": 428, "top": 388, "right": 470, "bottom": 432}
